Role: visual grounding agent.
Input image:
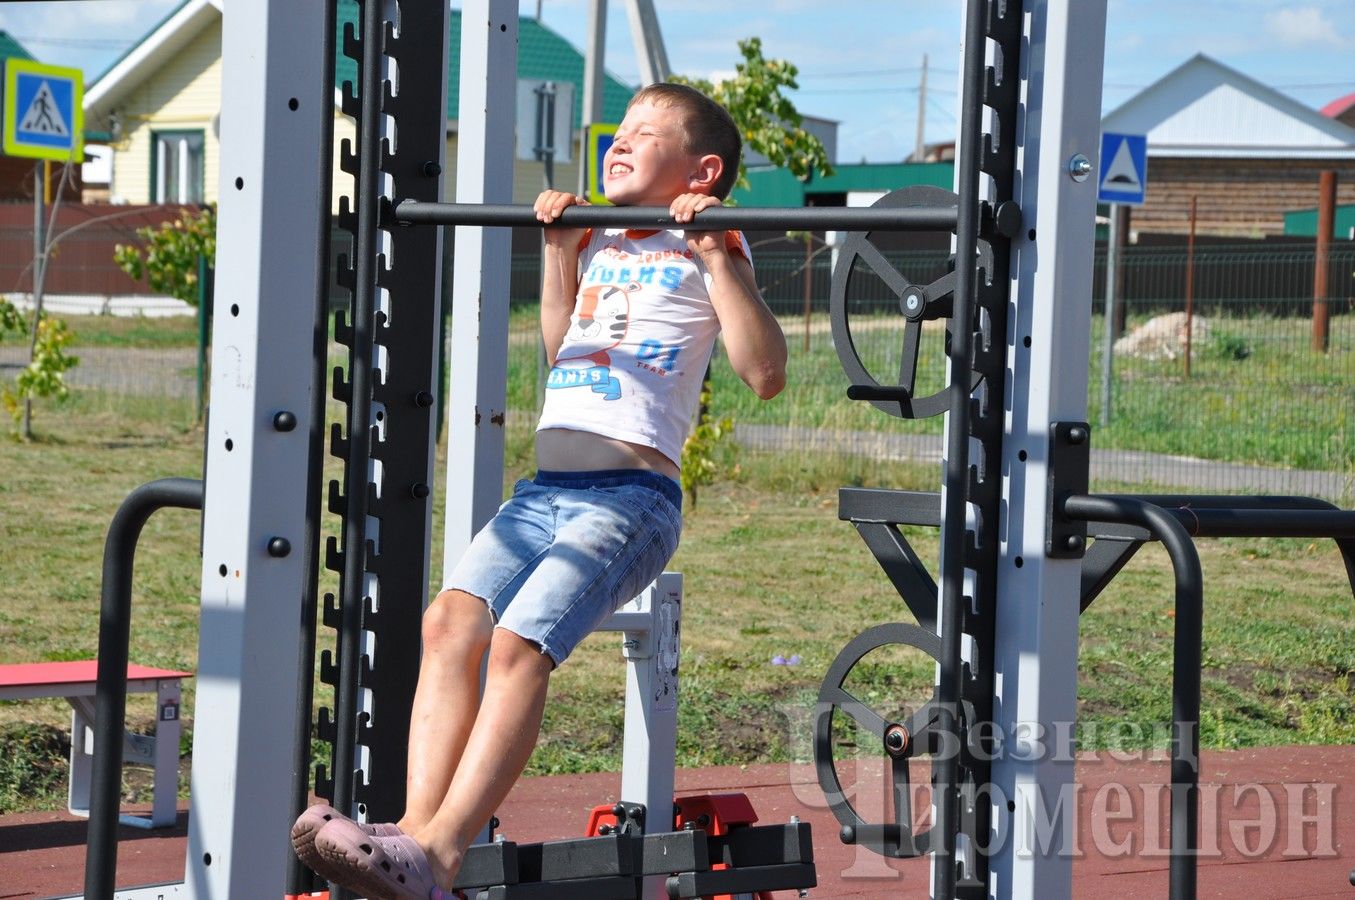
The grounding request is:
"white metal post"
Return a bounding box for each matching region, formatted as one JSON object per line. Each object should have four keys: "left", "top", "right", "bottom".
{"left": 989, "top": 1, "right": 1108, "bottom": 897}
{"left": 188, "top": 0, "right": 330, "bottom": 895}
{"left": 595, "top": 572, "right": 682, "bottom": 900}
{"left": 442, "top": 0, "right": 518, "bottom": 574}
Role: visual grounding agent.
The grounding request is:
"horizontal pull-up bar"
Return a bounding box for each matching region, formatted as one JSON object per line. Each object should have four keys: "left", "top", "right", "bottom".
{"left": 393, "top": 200, "right": 962, "bottom": 232}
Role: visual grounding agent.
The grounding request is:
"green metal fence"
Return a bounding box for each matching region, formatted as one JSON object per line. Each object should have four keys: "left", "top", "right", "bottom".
{"left": 504, "top": 243, "right": 1354, "bottom": 501}
{"left": 7, "top": 241, "right": 1352, "bottom": 502}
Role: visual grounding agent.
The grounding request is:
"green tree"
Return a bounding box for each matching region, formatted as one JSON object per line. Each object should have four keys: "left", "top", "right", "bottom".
{"left": 0, "top": 297, "right": 79, "bottom": 436}
{"left": 674, "top": 37, "right": 835, "bottom": 192}
{"left": 113, "top": 206, "right": 217, "bottom": 307}
{"left": 674, "top": 38, "right": 834, "bottom": 504}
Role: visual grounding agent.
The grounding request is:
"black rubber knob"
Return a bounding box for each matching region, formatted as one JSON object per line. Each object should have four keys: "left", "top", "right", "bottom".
{"left": 410, "top": 483, "right": 431, "bottom": 500}
{"left": 414, "top": 390, "right": 435, "bottom": 408}
{"left": 273, "top": 410, "right": 297, "bottom": 432}
{"left": 267, "top": 537, "right": 291, "bottom": 558}
{"left": 841, "top": 824, "right": 856, "bottom": 844}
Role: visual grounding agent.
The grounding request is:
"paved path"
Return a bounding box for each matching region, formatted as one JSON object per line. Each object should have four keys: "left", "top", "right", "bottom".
{"left": 739, "top": 424, "right": 1353, "bottom": 503}
{"left": 4, "top": 745, "right": 1352, "bottom": 898}
{"left": 1, "top": 345, "right": 1348, "bottom": 501}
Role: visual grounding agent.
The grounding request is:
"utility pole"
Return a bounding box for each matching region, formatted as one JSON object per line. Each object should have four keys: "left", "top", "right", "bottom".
{"left": 914, "top": 54, "right": 928, "bottom": 162}
{"left": 622, "top": 0, "right": 670, "bottom": 84}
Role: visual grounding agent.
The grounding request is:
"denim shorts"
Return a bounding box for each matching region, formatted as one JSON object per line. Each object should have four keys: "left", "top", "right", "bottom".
{"left": 444, "top": 469, "right": 683, "bottom": 666}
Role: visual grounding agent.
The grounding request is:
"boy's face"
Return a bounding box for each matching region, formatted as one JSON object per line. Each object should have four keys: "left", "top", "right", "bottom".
{"left": 603, "top": 101, "right": 710, "bottom": 206}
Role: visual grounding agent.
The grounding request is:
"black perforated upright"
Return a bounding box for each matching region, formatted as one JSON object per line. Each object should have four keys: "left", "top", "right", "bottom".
{"left": 949, "top": 2, "right": 1023, "bottom": 895}
{"left": 312, "top": 0, "right": 448, "bottom": 836}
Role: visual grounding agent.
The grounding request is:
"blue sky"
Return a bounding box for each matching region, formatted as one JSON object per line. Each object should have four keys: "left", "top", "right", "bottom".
{"left": 2, "top": 0, "right": 1352, "bottom": 163}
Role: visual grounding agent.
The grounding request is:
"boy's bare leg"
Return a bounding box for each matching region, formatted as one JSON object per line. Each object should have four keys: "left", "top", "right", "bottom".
{"left": 414, "top": 627, "right": 554, "bottom": 887}
{"left": 399, "top": 589, "right": 495, "bottom": 833}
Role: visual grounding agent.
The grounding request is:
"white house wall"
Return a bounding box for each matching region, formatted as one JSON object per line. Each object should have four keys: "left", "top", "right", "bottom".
{"left": 329, "top": 116, "right": 584, "bottom": 213}
{"left": 109, "top": 18, "right": 223, "bottom": 203}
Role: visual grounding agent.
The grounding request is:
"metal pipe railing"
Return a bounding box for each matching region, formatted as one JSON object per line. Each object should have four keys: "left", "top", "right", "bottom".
{"left": 85, "top": 477, "right": 204, "bottom": 900}
{"left": 393, "top": 199, "right": 960, "bottom": 232}
{"left": 1061, "top": 494, "right": 1204, "bottom": 900}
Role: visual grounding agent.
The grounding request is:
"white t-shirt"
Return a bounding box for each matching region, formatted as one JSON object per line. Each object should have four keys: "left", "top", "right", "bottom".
{"left": 536, "top": 227, "right": 751, "bottom": 468}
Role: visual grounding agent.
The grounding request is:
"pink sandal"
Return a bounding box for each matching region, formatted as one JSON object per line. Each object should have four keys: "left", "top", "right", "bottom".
{"left": 291, "top": 803, "right": 403, "bottom": 881}
{"left": 314, "top": 816, "right": 453, "bottom": 899}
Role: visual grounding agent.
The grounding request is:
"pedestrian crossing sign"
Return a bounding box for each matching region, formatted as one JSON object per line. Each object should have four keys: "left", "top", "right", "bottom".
{"left": 584, "top": 123, "right": 618, "bottom": 205}
{"left": 2, "top": 59, "right": 84, "bottom": 162}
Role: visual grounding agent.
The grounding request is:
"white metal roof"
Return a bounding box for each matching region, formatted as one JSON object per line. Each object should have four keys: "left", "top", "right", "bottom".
{"left": 1101, "top": 53, "right": 1355, "bottom": 159}
{"left": 84, "top": 0, "right": 222, "bottom": 122}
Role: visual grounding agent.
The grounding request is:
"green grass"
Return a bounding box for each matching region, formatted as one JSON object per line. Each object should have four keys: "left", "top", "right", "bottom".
{"left": 1, "top": 392, "right": 1353, "bottom": 813}
{"left": 59, "top": 313, "right": 201, "bottom": 348}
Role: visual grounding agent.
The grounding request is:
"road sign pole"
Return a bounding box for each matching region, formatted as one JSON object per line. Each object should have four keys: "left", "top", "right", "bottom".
{"left": 22, "top": 162, "right": 45, "bottom": 438}
{"left": 1100, "top": 203, "right": 1121, "bottom": 427}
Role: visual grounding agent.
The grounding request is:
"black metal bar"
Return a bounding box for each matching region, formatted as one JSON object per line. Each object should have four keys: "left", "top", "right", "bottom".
{"left": 331, "top": 0, "right": 384, "bottom": 837}
{"left": 84, "top": 477, "right": 204, "bottom": 900}
{"left": 1060, "top": 494, "right": 1203, "bottom": 900}
{"left": 933, "top": 1, "right": 988, "bottom": 895}
{"left": 1080, "top": 536, "right": 1145, "bottom": 612}
{"left": 482, "top": 877, "right": 641, "bottom": 900}
{"left": 666, "top": 863, "right": 818, "bottom": 899}
{"left": 838, "top": 487, "right": 942, "bottom": 527}
{"left": 1081, "top": 494, "right": 1355, "bottom": 597}
{"left": 1147, "top": 507, "right": 1355, "bottom": 539}
{"left": 394, "top": 199, "right": 960, "bottom": 232}
{"left": 853, "top": 523, "right": 939, "bottom": 632}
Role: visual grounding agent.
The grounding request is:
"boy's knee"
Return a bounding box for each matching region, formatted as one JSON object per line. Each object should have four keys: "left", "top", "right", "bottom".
{"left": 422, "top": 588, "right": 493, "bottom": 652}
{"left": 489, "top": 628, "right": 556, "bottom": 675}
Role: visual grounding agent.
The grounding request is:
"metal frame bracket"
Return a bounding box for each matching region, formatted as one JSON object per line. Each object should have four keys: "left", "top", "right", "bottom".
{"left": 1047, "top": 421, "right": 1091, "bottom": 558}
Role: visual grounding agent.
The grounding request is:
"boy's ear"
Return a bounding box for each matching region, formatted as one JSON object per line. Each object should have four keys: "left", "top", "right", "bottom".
{"left": 688, "top": 153, "right": 724, "bottom": 193}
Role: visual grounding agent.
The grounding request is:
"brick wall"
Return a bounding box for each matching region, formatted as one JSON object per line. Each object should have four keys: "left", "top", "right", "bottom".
{"left": 1133, "top": 158, "right": 1355, "bottom": 238}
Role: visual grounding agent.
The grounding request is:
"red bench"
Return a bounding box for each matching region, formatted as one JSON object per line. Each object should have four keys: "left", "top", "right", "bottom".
{"left": 0, "top": 660, "right": 191, "bottom": 829}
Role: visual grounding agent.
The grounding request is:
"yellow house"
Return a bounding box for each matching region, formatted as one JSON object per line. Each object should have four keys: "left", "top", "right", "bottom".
{"left": 83, "top": 0, "right": 635, "bottom": 209}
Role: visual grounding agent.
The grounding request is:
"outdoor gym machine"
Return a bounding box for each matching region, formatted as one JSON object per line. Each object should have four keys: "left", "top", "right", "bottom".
{"left": 86, "top": 0, "right": 1349, "bottom": 898}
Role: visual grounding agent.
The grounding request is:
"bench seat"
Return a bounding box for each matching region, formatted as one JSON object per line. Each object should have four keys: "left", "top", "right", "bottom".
{"left": 0, "top": 660, "right": 191, "bottom": 829}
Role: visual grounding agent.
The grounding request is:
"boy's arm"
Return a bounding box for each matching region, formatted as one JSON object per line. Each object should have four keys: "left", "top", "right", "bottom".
{"left": 700, "top": 248, "right": 787, "bottom": 400}
{"left": 670, "top": 192, "right": 786, "bottom": 400}
{"left": 534, "top": 191, "right": 587, "bottom": 364}
{"left": 672, "top": 193, "right": 791, "bottom": 401}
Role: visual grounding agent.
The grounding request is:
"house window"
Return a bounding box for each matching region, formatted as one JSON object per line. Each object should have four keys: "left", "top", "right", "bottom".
{"left": 152, "top": 130, "right": 205, "bottom": 203}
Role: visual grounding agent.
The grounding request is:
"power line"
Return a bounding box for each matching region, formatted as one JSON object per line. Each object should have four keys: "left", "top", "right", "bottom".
{"left": 11, "top": 34, "right": 128, "bottom": 49}
{"left": 799, "top": 64, "right": 959, "bottom": 79}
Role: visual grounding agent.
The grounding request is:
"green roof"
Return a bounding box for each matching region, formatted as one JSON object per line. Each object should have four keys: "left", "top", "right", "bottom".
{"left": 1284, "top": 204, "right": 1355, "bottom": 239}
{"left": 732, "top": 162, "right": 956, "bottom": 206}
{"left": 0, "top": 30, "right": 36, "bottom": 62}
{"left": 334, "top": 4, "right": 634, "bottom": 124}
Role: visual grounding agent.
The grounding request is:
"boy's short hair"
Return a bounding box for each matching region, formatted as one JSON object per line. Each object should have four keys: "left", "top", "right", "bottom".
{"left": 628, "top": 82, "right": 741, "bottom": 200}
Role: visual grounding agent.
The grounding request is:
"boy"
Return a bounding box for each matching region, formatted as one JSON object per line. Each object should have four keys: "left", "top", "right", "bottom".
{"left": 293, "top": 82, "right": 786, "bottom": 899}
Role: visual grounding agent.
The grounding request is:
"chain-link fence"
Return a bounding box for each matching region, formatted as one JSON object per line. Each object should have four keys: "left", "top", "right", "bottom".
{"left": 5, "top": 238, "right": 1352, "bottom": 502}
{"left": 508, "top": 243, "right": 1354, "bottom": 501}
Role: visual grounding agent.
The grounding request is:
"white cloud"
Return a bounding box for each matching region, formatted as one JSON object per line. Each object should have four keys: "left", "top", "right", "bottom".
{"left": 1265, "top": 6, "right": 1345, "bottom": 48}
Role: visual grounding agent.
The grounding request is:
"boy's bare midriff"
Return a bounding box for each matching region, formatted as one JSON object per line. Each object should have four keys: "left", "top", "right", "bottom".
{"left": 536, "top": 427, "right": 680, "bottom": 481}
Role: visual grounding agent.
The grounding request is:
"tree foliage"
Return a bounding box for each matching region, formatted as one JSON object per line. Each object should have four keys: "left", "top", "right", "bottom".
{"left": 673, "top": 37, "right": 835, "bottom": 193}
{"left": 675, "top": 39, "right": 829, "bottom": 502}
{"left": 113, "top": 206, "right": 217, "bottom": 307}
{"left": 0, "top": 297, "right": 80, "bottom": 432}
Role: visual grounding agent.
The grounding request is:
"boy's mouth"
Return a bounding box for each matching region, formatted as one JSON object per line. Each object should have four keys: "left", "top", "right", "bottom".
{"left": 608, "top": 163, "right": 631, "bottom": 177}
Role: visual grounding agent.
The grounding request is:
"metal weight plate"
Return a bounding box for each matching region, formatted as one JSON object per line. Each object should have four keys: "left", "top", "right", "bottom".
{"left": 814, "top": 622, "right": 945, "bottom": 858}
{"left": 828, "top": 185, "right": 993, "bottom": 419}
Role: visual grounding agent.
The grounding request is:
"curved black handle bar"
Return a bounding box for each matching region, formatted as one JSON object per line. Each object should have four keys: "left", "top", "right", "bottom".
{"left": 847, "top": 384, "right": 913, "bottom": 403}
